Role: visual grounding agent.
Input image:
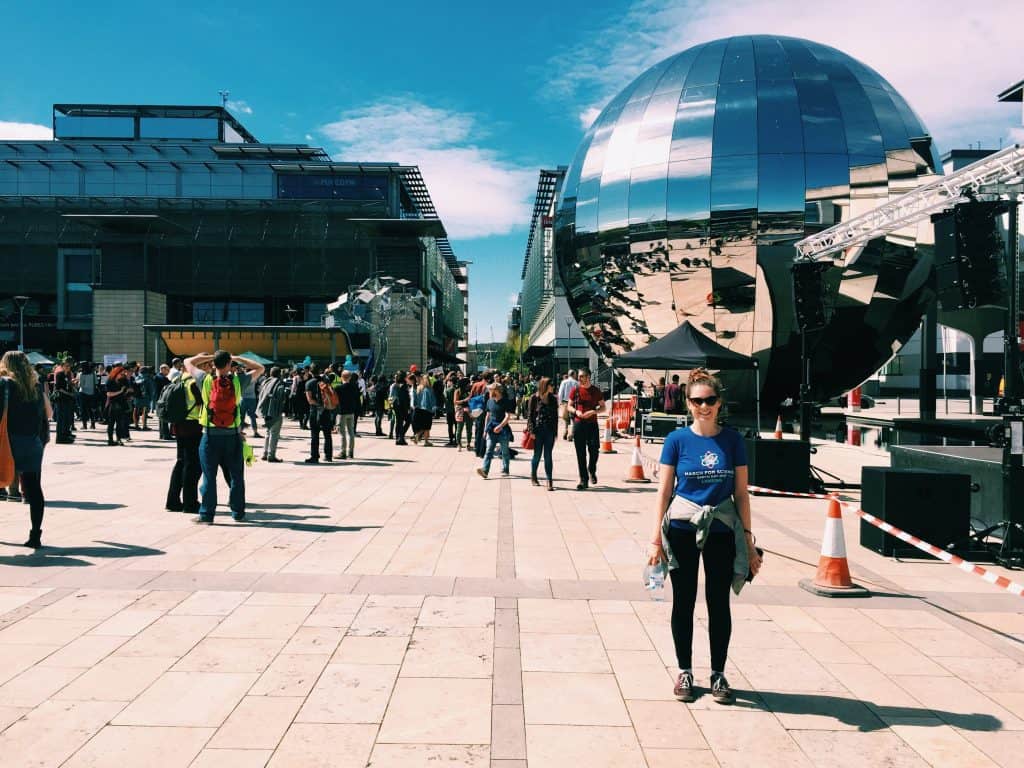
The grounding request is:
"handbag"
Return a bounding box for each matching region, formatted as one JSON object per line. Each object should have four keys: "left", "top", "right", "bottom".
{"left": 0, "top": 380, "right": 15, "bottom": 488}
{"left": 521, "top": 429, "right": 535, "bottom": 450}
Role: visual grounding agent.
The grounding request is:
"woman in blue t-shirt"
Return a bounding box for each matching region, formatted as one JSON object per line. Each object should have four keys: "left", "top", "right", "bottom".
{"left": 648, "top": 369, "right": 761, "bottom": 705}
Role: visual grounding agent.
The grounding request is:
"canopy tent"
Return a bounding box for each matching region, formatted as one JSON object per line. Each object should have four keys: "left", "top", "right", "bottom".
{"left": 613, "top": 321, "right": 762, "bottom": 433}
{"left": 26, "top": 351, "right": 55, "bottom": 366}
{"left": 239, "top": 350, "right": 274, "bottom": 366}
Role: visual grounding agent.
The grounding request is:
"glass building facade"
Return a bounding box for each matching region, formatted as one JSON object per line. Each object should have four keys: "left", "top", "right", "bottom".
{"left": 0, "top": 105, "right": 465, "bottom": 366}
{"left": 555, "top": 35, "right": 942, "bottom": 403}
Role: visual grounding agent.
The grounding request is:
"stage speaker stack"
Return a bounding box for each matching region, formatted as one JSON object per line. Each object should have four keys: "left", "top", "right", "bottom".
{"left": 932, "top": 201, "right": 1008, "bottom": 311}
{"left": 860, "top": 467, "right": 970, "bottom": 557}
{"left": 745, "top": 438, "right": 811, "bottom": 493}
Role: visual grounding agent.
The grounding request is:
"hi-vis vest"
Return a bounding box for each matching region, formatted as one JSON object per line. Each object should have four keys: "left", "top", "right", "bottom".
{"left": 183, "top": 374, "right": 201, "bottom": 423}
{"left": 199, "top": 373, "right": 242, "bottom": 429}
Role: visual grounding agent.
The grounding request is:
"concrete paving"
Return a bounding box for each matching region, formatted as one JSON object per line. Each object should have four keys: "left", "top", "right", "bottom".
{"left": 0, "top": 418, "right": 1021, "bottom": 767}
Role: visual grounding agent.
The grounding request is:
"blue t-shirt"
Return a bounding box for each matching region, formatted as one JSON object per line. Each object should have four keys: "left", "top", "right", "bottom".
{"left": 660, "top": 426, "right": 747, "bottom": 531}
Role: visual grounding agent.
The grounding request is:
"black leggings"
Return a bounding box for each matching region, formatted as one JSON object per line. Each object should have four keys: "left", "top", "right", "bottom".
{"left": 667, "top": 526, "right": 735, "bottom": 672}
{"left": 20, "top": 471, "right": 44, "bottom": 531}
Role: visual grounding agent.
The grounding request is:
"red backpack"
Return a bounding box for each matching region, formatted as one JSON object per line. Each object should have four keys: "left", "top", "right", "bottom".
{"left": 207, "top": 374, "right": 240, "bottom": 428}
{"left": 318, "top": 378, "right": 339, "bottom": 410}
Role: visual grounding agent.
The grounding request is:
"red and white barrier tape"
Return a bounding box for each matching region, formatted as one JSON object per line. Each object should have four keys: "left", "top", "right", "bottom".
{"left": 747, "top": 484, "right": 1024, "bottom": 598}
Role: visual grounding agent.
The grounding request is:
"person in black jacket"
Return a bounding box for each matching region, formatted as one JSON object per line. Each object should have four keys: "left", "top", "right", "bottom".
{"left": 1, "top": 351, "right": 50, "bottom": 547}
{"left": 371, "top": 376, "right": 387, "bottom": 436}
{"left": 390, "top": 371, "right": 411, "bottom": 446}
{"left": 334, "top": 370, "right": 361, "bottom": 459}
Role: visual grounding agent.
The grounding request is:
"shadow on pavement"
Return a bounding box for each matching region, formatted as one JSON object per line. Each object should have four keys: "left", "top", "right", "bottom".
{"left": 232, "top": 511, "right": 381, "bottom": 535}
{"left": 0, "top": 540, "right": 164, "bottom": 568}
{"left": 729, "top": 689, "right": 1003, "bottom": 732}
{"left": 249, "top": 503, "right": 328, "bottom": 511}
{"left": 47, "top": 501, "right": 127, "bottom": 511}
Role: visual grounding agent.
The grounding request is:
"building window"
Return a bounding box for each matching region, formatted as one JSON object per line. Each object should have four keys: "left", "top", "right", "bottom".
{"left": 62, "top": 250, "right": 93, "bottom": 322}
{"left": 193, "top": 302, "right": 264, "bottom": 325}
{"left": 304, "top": 302, "right": 327, "bottom": 326}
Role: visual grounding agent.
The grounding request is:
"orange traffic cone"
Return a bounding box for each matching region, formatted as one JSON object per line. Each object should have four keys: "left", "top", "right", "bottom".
{"left": 624, "top": 435, "right": 651, "bottom": 483}
{"left": 600, "top": 421, "right": 616, "bottom": 454}
{"left": 773, "top": 414, "right": 784, "bottom": 439}
{"left": 799, "top": 496, "right": 868, "bottom": 597}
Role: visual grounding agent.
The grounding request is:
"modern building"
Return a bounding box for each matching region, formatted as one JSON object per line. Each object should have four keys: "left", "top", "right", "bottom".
{"left": 0, "top": 104, "right": 465, "bottom": 369}
{"left": 517, "top": 167, "right": 596, "bottom": 376}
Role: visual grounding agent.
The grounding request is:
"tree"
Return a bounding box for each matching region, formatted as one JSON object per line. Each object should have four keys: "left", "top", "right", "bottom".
{"left": 495, "top": 330, "right": 528, "bottom": 373}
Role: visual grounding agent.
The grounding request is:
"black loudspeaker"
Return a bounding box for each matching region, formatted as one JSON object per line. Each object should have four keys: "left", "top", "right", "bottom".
{"left": 932, "top": 201, "right": 1008, "bottom": 311}
{"left": 745, "top": 438, "right": 811, "bottom": 493}
{"left": 860, "top": 467, "right": 970, "bottom": 557}
{"left": 791, "top": 261, "right": 832, "bottom": 330}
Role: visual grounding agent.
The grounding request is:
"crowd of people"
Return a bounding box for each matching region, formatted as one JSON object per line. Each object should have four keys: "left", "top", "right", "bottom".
{"left": 1, "top": 350, "right": 761, "bottom": 705}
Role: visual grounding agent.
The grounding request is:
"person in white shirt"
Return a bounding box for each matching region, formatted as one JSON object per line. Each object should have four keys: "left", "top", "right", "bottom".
{"left": 556, "top": 370, "right": 578, "bottom": 441}
{"left": 168, "top": 358, "right": 184, "bottom": 383}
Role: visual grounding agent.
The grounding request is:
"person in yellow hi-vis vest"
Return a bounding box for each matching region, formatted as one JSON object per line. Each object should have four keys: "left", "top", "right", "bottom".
{"left": 184, "top": 350, "right": 265, "bottom": 524}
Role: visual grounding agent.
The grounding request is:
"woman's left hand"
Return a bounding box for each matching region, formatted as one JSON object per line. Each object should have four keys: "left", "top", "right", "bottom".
{"left": 747, "top": 538, "right": 762, "bottom": 576}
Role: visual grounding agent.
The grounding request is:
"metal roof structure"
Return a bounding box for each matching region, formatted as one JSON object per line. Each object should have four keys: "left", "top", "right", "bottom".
{"left": 521, "top": 168, "right": 565, "bottom": 279}
{"left": 53, "top": 104, "right": 259, "bottom": 143}
{"left": 396, "top": 165, "right": 458, "bottom": 271}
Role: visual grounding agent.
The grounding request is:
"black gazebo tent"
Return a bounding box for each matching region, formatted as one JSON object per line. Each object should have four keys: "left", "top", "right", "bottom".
{"left": 614, "top": 322, "right": 761, "bottom": 432}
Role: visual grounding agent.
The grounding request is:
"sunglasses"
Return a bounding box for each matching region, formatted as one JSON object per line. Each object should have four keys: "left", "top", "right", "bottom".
{"left": 688, "top": 396, "right": 720, "bottom": 407}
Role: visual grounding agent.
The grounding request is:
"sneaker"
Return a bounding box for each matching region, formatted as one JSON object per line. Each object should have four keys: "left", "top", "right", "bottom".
{"left": 304, "top": 457, "right": 320, "bottom": 464}
{"left": 192, "top": 516, "right": 214, "bottom": 525}
{"left": 710, "top": 673, "right": 735, "bottom": 705}
{"left": 476, "top": 468, "right": 488, "bottom": 479}
{"left": 232, "top": 513, "right": 246, "bottom": 522}
{"left": 501, "top": 470, "right": 510, "bottom": 477}
{"left": 673, "top": 671, "right": 695, "bottom": 702}
{"left": 590, "top": 472, "right": 598, "bottom": 484}
{"left": 267, "top": 457, "right": 283, "bottom": 463}
{"left": 7, "top": 492, "right": 23, "bottom": 502}
{"left": 575, "top": 482, "right": 588, "bottom": 491}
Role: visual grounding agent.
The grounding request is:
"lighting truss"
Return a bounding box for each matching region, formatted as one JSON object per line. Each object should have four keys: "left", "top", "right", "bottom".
{"left": 794, "top": 144, "right": 1024, "bottom": 264}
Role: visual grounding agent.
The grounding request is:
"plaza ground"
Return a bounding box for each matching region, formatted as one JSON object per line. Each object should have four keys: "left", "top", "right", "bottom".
{"left": 0, "top": 418, "right": 1021, "bottom": 767}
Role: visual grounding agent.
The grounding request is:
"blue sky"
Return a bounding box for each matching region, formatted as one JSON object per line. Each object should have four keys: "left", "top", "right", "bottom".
{"left": 2, "top": 0, "right": 1022, "bottom": 342}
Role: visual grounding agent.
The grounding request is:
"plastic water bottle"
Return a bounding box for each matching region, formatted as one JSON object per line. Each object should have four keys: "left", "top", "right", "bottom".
{"left": 643, "top": 562, "right": 666, "bottom": 600}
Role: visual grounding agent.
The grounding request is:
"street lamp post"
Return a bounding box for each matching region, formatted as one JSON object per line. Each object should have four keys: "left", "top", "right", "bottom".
{"left": 563, "top": 315, "right": 572, "bottom": 374}
{"left": 13, "top": 296, "right": 29, "bottom": 352}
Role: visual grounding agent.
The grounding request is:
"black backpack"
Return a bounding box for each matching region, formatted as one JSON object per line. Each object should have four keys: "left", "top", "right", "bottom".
{"left": 157, "top": 377, "right": 198, "bottom": 424}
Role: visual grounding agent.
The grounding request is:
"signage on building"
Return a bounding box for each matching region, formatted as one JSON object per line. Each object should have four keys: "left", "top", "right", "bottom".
{"left": 103, "top": 353, "right": 127, "bottom": 367}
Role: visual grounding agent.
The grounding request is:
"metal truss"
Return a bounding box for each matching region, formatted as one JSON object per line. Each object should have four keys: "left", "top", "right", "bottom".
{"left": 794, "top": 144, "right": 1024, "bottom": 263}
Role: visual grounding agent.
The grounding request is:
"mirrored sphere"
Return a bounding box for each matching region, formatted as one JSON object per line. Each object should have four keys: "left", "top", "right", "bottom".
{"left": 555, "top": 35, "right": 941, "bottom": 406}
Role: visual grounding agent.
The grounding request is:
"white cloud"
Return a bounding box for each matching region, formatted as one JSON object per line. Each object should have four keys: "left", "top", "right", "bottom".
{"left": 226, "top": 99, "right": 253, "bottom": 115}
{"left": 304, "top": 133, "right": 314, "bottom": 141}
{"left": 0, "top": 120, "right": 52, "bottom": 140}
{"left": 320, "top": 98, "right": 536, "bottom": 239}
{"left": 578, "top": 107, "right": 601, "bottom": 130}
{"left": 548, "top": 0, "right": 1024, "bottom": 149}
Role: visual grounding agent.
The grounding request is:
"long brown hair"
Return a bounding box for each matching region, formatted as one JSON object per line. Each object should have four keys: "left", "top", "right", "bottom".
{"left": 0, "top": 350, "right": 39, "bottom": 402}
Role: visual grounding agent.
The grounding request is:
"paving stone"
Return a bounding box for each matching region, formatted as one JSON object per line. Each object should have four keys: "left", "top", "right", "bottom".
{"left": 296, "top": 663, "right": 398, "bottom": 724}
{"left": 55, "top": 655, "right": 174, "bottom": 702}
{"left": 378, "top": 678, "right": 491, "bottom": 743}
{"left": 403, "top": 626, "right": 492, "bottom": 677}
{"left": 62, "top": 725, "right": 212, "bottom": 768}
{"left": 267, "top": 723, "right": 376, "bottom": 768}
{"left": 367, "top": 744, "right": 490, "bottom": 767}
{"left": 114, "top": 671, "right": 257, "bottom": 727}
{"left": 523, "top": 672, "right": 630, "bottom": 726}
{"left": 210, "top": 696, "right": 304, "bottom": 750}
{"left": 525, "top": 724, "right": 646, "bottom": 768}
{"left": 520, "top": 632, "right": 610, "bottom": 673}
